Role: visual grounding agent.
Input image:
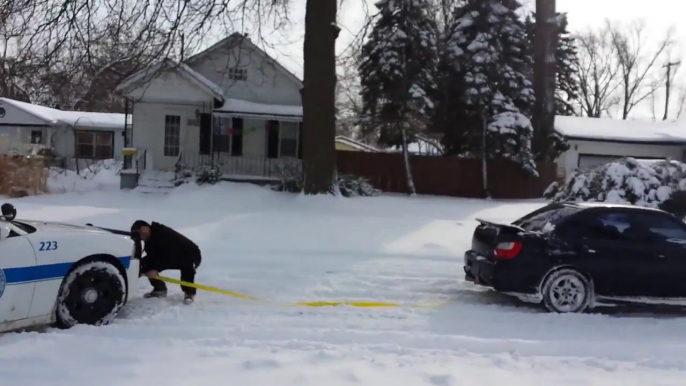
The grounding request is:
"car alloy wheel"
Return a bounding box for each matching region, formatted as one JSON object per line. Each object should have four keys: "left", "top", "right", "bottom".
{"left": 56, "top": 261, "right": 126, "bottom": 328}
{"left": 541, "top": 268, "right": 592, "bottom": 313}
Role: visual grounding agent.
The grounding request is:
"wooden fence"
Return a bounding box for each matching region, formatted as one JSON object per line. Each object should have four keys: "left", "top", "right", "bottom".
{"left": 336, "top": 151, "right": 557, "bottom": 199}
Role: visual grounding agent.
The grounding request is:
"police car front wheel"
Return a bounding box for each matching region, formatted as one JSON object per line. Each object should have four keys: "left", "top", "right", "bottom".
{"left": 55, "top": 261, "right": 127, "bottom": 328}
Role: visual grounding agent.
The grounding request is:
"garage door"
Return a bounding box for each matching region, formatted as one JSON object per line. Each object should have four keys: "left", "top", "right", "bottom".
{"left": 577, "top": 155, "right": 664, "bottom": 171}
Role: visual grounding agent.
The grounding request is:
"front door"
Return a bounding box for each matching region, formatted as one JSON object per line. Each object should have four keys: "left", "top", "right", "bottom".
{"left": 0, "top": 228, "right": 37, "bottom": 323}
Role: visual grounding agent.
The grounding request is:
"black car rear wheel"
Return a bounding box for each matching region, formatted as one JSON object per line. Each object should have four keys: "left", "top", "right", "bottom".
{"left": 541, "top": 268, "right": 592, "bottom": 313}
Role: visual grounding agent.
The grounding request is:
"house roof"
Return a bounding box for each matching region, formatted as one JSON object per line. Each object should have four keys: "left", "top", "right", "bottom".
{"left": 185, "top": 33, "right": 303, "bottom": 89}
{"left": 555, "top": 115, "right": 686, "bottom": 145}
{"left": 335, "top": 136, "right": 379, "bottom": 152}
{"left": 0, "top": 98, "right": 127, "bottom": 130}
{"left": 116, "top": 59, "right": 225, "bottom": 102}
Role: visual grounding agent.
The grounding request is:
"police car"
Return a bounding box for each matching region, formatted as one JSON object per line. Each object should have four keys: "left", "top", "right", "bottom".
{"left": 0, "top": 203, "right": 140, "bottom": 333}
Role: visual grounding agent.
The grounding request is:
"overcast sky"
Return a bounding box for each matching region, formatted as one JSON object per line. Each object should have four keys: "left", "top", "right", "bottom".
{"left": 228, "top": 0, "right": 685, "bottom": 119}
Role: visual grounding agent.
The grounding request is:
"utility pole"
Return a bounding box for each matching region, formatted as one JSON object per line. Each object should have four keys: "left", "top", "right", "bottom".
{"left": 663, "top": 60, "right": 681, "bottom": 121}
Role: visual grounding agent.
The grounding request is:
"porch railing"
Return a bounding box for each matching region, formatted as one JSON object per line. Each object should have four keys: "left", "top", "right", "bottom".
{"left": 177, "top": 151, "right": 302, "bottom": 180}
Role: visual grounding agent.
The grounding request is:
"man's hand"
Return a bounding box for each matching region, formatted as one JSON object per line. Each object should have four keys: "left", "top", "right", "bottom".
{"left": 144, "top": 270, "right": 159, "bottom": 279}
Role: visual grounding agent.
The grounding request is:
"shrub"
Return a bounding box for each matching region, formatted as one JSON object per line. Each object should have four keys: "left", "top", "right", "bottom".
{"left": 545, "top": 157, "right": 686, "bottom": 212}
{"left": 0, "top": 156, "right": 48, "bottom": 197}
{"left": 194, "top": 164, "right": 223, "bottom": 185}
{"left": 338, "top": 174, "right": 380, "bottom": 197}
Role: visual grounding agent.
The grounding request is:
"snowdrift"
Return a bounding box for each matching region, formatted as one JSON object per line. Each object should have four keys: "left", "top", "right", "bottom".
{"left": 544, "top": 157, "right": 686, "bottom": 212}
{"left": 48, "top": 159, "right": 122, "bottom": 194}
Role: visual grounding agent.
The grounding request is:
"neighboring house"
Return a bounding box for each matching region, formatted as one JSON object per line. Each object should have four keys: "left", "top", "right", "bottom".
{"left": 335, "top": 136, "right": 379, "bottom": 152}
{"left": 0, "top": 98, "right": 127, "bottom": 167}
{"left": 555, "top": 115, "right": 686, "bottom": 178}
{"left": 388, "top": 134, "right": 443, "bottom": 156}
{"left": 115, "top": 33, "right": 303, "bottom": 179}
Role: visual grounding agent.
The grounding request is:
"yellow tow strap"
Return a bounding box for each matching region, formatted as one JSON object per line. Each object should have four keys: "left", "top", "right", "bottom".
{"left": 155, "top": 275, "right": 441, "bottom": 309}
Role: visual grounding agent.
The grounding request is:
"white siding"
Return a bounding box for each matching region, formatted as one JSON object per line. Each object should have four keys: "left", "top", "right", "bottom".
{"left": 0, "top": 100, "right": 50, "bottom": 126}
{"left": 557, "top": 139, "right": 685, "bottom": 178}
{"left": 188, "top": 44, "right": 301, "bottom": 106}
{"left": 132, "top": 103, "right": 206, "bottom": 171}
{"left": 127, "top": 71, "right": 216, "bottom": 105}
{"left": 0, "top": 126, "right": 51, "bottom": 154}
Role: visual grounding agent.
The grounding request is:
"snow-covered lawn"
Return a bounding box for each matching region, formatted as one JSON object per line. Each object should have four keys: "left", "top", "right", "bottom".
{"left": 3, "top": 181, "right": 686, "bottom": 385}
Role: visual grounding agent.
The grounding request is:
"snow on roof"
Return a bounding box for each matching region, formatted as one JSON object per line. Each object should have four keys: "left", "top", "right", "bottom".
{"left": 0, "top": 98, "right": 127, "bottom": 130}
{"left": 335, "top": 136, "right": 379, "bottom": 152}
{"left": 555, "top": 115, "right": 686, "bottom": 144}
{"left": 176, "top": 62, "right": 225, "bottom": 100}
{"left": 215, "top": 98, "right": 302, "bottom": 118}
{"left": 116, "top": 59, "right": 225, "bottom": 102}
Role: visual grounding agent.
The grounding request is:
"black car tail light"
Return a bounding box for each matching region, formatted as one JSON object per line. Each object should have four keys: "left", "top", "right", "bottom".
{"left": 494, "top": 241, "right": 522, "bottom": 259}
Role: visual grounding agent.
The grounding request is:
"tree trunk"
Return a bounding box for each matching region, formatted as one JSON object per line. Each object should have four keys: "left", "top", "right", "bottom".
{"left": 301, "top": 0, "right": 339, "bottom": 195}
{"left": 481, "top": 112, "right": 490, "bottom": 198}
{"left": 531, "top": 0, "right": 558, "bottom": 162}
{"left": 400, "top": 128, "right": 416, "bottom": 195}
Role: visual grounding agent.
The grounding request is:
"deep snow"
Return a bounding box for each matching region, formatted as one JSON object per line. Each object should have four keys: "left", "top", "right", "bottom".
{"left": 2, "top": 178, "right": 686, "bottom": 385}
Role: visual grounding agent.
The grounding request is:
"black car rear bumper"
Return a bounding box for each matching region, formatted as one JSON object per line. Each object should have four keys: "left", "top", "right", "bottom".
{"left": 463, "top": 250, "right": 540, "bottom": 295}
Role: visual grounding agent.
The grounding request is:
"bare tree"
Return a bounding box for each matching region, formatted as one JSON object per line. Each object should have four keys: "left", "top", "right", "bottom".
{"left": 607, "top": 20, "right": 674, "bottom": 119}
{"left": 0, "top": 0, "right": 38, "bottom": 101}
{"left": 574, "top": 27, "right": 621, "bottom": 117}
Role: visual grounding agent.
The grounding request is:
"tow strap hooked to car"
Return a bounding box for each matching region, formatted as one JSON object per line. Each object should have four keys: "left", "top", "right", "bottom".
{"left": 89, "top": 224, "right": 444, "bottom": 310}
{"left": 153, "top": 274, "right": 444, "bottom": 310}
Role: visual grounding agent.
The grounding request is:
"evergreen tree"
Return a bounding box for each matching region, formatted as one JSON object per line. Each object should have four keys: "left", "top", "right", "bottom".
{"left": 358, "top": 0, "right": 439, "bottom": 194}
{"left": 525, "top": 12, "right": 580, "bottom": 116}
{"left": 443, "top": 0, "right": 537, "bottom": 175}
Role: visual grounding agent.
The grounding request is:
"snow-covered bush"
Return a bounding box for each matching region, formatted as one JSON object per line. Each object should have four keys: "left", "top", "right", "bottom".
{"left": 338, "top": 174, "right": 381, "bottom": 197}
{"left": 544, "top": 157, "right": 686, "bottom": 209}
{"left": 194, "top": 164, "right": 222, "bottom": 185}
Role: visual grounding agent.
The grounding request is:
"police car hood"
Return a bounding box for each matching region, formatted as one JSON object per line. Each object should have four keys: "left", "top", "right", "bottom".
{"left": 18, "top": 220, "right": 130, "bottom": 236}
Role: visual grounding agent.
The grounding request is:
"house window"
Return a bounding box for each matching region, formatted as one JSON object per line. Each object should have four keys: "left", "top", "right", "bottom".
{"left": 228, "top": 68, "right": 247, "bottom": 81}
{"left": 164, "top": 115, "right": 180, "bottom": 157}
{"left": 30, "top": 130, "right": 43, "bottom": 144}
{"left": 279, "top": 121, "right": 299, "bottom": 158}
{"left": 212, "top": 116, "right": 243, "bottom": 155}
{"left": 75, "top": 130, "right": 113, "bottom": 159}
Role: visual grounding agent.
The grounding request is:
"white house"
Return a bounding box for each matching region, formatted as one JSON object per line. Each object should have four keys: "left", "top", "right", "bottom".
{"left": 555, "top": 115, "right": 686, "bottom": 178}
{"left": 0, "top": 98, "right": 127, "bottom": 167}
{"left": 115, "top": 33, "right": 303, "bottom": 179}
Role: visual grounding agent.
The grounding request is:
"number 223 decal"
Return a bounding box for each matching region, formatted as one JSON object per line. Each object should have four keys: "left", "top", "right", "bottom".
{"left": 38, "top": 241, "right": 58, "bottom": 251}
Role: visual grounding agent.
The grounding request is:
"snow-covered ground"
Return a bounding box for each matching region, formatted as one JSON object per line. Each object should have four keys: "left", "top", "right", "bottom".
{"left": 3, "top": 178, "right": 686, "bottom": 386}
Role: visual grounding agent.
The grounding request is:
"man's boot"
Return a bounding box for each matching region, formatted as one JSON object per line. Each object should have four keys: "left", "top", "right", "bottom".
{"left": 144, "top": 290, "right": 167, "bottom": 298}
{"left": 183, "top": 294, "right": 194, "bottom": 304}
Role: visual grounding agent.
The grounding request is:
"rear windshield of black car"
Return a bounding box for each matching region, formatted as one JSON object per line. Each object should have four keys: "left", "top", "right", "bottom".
{"left": 514, "top": 206, "right": 582, "bottom": 232}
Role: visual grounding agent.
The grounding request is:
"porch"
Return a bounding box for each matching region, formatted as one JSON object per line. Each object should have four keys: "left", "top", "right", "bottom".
{"left": 176, "top": 152, "right": 302, "bottom": 181}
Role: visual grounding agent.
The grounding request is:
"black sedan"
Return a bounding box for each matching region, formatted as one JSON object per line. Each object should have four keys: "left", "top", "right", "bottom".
{"left": 464, "top": 202, "right": 686, "bottom": 313}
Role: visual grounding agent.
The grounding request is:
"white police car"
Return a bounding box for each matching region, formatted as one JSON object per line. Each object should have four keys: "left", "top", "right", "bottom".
{"left": 0, "top": 203, "right": 140, "bottom": 333}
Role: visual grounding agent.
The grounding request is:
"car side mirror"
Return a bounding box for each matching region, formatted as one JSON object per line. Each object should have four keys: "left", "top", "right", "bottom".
{"left": 1, "top": 203, "right": 17, "bottom": 221}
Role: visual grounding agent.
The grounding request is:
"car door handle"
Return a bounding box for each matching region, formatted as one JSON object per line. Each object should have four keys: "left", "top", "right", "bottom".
{"left": 655, "top": 254, "right": 666, "bottom": 259}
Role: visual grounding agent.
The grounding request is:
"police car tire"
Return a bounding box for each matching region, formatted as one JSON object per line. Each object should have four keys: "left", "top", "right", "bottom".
{"left": 55, "top": 261, "right": 127, "bottom": 328}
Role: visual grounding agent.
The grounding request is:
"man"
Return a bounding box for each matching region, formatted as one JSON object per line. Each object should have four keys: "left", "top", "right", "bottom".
{"left": 130, "top": 220, "right": 202, "bottom": 304}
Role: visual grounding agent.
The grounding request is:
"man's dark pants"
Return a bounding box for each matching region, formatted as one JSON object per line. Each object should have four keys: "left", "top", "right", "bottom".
{"left": 149, "top": 264, "right": 198, "bottom": 296}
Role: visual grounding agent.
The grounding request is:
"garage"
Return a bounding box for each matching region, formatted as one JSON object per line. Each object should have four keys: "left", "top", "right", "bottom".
{"left": 554, "top": 115, "right": 686, "bottom": 178}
